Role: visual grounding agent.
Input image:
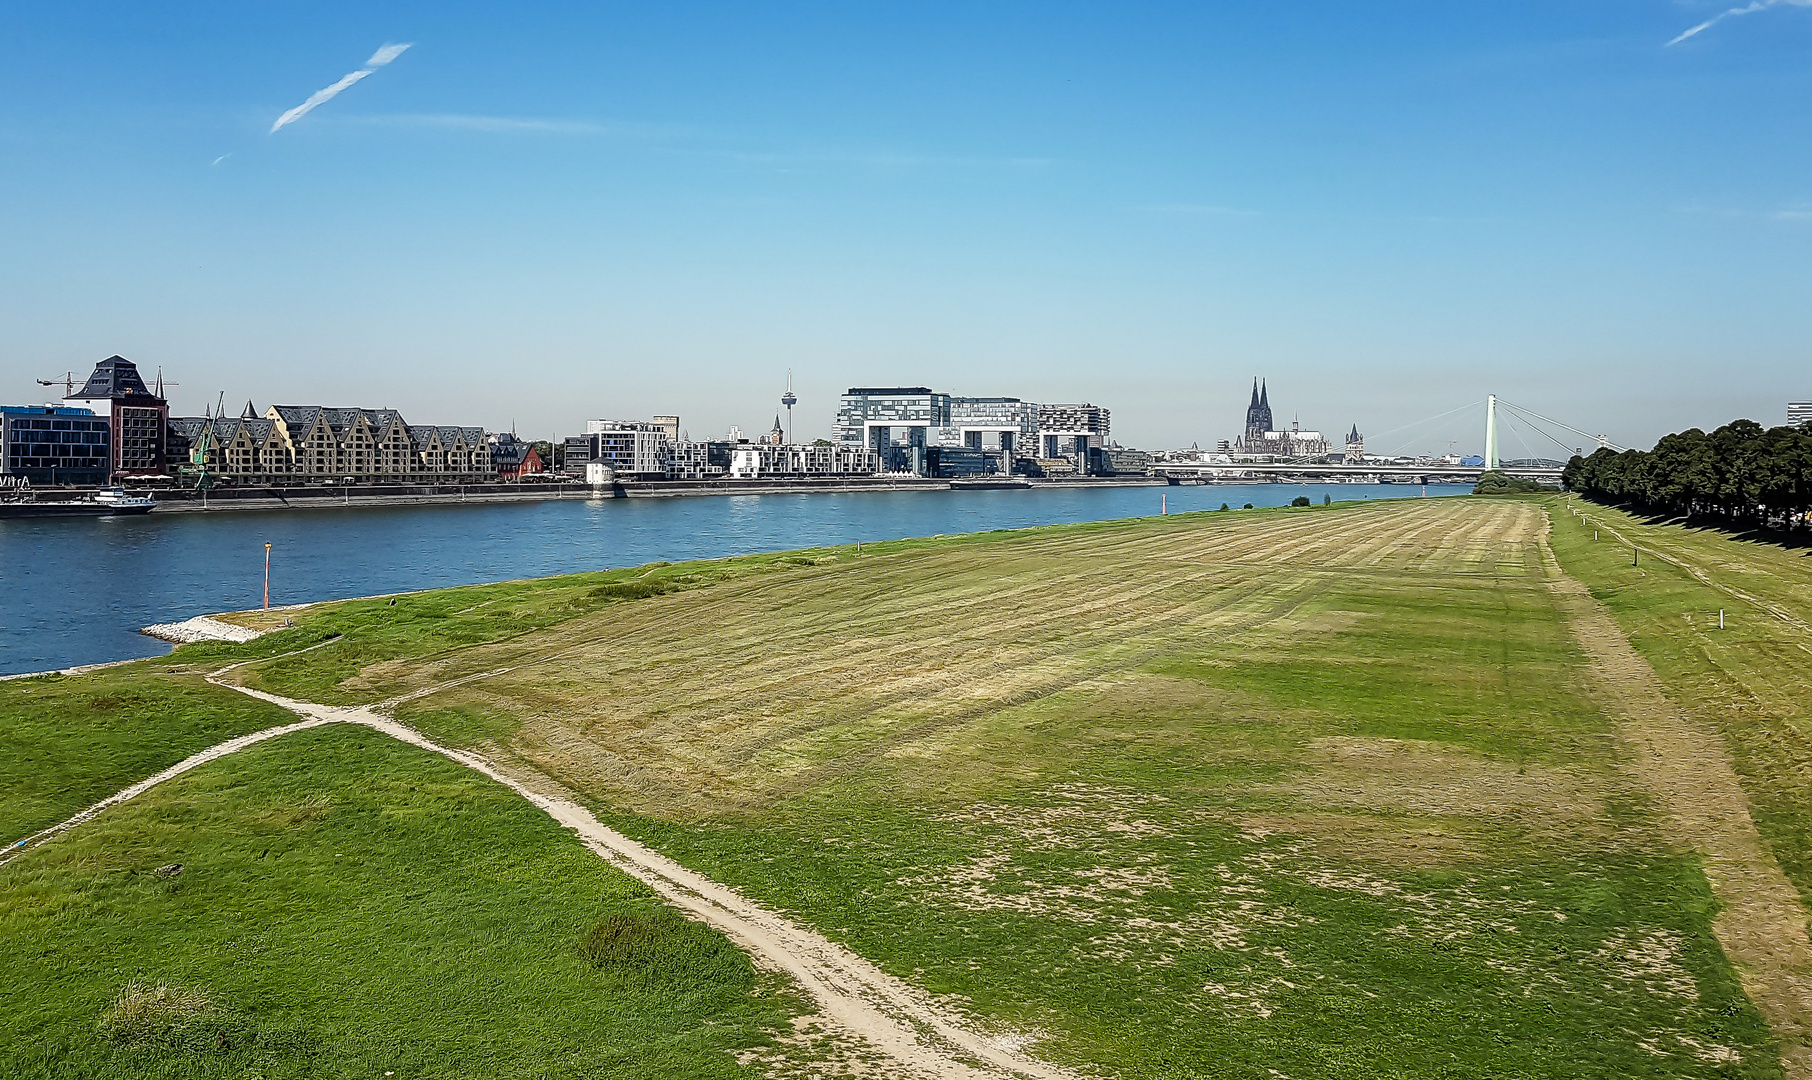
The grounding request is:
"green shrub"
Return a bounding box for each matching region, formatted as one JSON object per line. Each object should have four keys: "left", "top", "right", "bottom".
{"left": 95, "top": 980, "right": 314, "bottom": 1058}
{"left": 1219, "top": 502, "right": 1230, "bottom": 511}
{"left": 1290, "top": 496, "right": 1312, "bottom": 507}
{"left": 577, "top": 911, "right": 746, "bottom": 982}
{"left": 97, "top": 981, "right": 213, "bottom": 1046}
{"left": 1472, "top": 470, "right": 1555, "bottom": 495}
{"left": 587, "top": 581, "right": 671, "bottom": 602}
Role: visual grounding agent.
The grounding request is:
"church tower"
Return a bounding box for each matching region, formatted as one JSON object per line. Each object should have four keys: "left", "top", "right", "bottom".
{"left": 1344, "top": 424, "right": 1364, "bottom": 464}
{"left": 1244, "top": 378, "right": 1274, "bottom": 442}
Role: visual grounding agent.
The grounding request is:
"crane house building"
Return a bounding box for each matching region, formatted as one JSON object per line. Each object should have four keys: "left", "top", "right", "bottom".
{"left": 61, "top": 355, "right": 169, "bottom": 479}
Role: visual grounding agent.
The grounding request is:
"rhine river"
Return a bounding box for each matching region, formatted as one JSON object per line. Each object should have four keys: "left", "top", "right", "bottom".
{"left": 0, "top": 482, "right": 1469, "bottom": 675}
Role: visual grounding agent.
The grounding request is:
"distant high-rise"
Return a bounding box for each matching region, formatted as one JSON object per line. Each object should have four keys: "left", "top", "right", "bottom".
{"left": 1790, "top": 402, "right": 1812, "bottom": 428}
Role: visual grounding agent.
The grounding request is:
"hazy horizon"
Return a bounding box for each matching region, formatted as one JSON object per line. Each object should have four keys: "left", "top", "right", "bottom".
{"left": 4, "top": 2, "right": 1808, "bottom": 456}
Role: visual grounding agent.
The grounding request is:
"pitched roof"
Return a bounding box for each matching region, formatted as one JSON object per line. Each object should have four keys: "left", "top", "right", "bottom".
{"left": 270, "top": 405, "right": 325, "bottom": 427}
{"left": 169, "top": 417, "right": 211, "bottom": 441}
{"left": 71, "top": 355, "right": 162, "bottom": 403}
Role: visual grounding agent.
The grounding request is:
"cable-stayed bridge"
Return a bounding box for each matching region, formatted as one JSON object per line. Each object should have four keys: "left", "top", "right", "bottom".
{"left": 1156, "top": 396, "right": 1615, "bottom": 485}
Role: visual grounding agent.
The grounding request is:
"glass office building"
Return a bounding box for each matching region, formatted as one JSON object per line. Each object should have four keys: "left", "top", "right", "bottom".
{"left": 1, "top": 405, "right": 112, "bottom": 485}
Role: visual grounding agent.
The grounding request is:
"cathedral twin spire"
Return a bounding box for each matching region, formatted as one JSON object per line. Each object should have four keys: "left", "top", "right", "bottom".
{"left": 1245, "top": 378, "right": 1274, "bottom": 440}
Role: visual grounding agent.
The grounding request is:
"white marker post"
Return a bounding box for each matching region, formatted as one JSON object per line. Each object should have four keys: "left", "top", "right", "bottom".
{"left": 263, "top": 543, "right": 273, "bottom": 610}
{"left": 1720, "top": 609, "right": 1725, "bottom": 630}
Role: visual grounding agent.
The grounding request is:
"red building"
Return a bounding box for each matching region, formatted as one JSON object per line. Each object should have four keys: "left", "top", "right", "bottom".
{"left": 63, "top": 355, "right": 168, "bottom": 479}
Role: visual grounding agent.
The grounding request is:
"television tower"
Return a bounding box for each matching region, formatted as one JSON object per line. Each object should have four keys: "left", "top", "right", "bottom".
{"left": 781, "top": 369, "right": 798, "bottom": 444}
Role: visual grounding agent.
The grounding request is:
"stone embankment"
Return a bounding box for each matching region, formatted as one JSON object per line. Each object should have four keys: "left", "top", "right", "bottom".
{"left": 139, "top": 616, "right": 266, "bottom": 645}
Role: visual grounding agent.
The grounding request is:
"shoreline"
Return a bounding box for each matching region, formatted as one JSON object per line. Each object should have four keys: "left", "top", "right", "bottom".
{"left": 1, "top": 485, "right": 1473, "bottom": 678}
{"left": 67, "top": 476, "right": 1170, "bottom": 514}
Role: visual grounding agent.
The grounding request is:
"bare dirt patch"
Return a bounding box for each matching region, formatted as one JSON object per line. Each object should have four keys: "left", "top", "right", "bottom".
{"left": 1274, "top": 736, "right": 1609, "bottom": 831}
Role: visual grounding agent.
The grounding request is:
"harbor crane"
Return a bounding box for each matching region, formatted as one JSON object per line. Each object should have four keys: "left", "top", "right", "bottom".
{"left": 180, "top": 393, "right": 226, "bottom": 491}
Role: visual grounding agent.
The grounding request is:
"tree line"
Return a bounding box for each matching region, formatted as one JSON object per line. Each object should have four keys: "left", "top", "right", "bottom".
{"left": 1563, "top": 419, "right": 1812, "bottom": 527}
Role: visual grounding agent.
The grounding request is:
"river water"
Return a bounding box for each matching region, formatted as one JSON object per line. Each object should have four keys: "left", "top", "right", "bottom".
{"left": 0, "top": 482, "right": 1469, "bottom": 675}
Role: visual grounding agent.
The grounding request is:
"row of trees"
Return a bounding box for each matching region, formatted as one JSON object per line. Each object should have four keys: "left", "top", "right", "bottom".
{"left": 1563, "top": 419, "right": 1812, "bottom": 526}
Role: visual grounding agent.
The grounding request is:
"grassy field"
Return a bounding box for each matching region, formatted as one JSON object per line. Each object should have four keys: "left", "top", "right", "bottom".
{"left": 6, "top": 495, "right": 1802, "bottom": 1077}
{"left": 281, "top": 497, "right": 1774, "bottom": 1077}
{"left": 0, "top": 723, "right": 803, "bottom": 1079}
{"left": 1543, "top": 499, "right": 1812, "bottom": 904}
{"left": 0, "top": 669, "right": 291, "bottom": 842}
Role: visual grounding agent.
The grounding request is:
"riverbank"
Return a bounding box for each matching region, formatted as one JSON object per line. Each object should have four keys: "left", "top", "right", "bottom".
{"left": 69, "top": 474, "right": 1184, "bottom": 513}
{"left": 7, "top": 496, "right": 1782, "bottom": 1078}
{"left": 0, "top": 482, "right": 1473, "bottom": 675}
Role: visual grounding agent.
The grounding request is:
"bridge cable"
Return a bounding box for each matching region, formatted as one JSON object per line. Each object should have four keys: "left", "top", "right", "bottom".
{"left": 1365, "top": 400, "right": 1485, "bottom": 447}
{"left": 1498, "top": 410, "right": 1544, "bottom": 464}
{"left": 1496, "top": 398, "right": 1624, "bottom": 453}
{"left": 1498, "top": 407, "right": 1578, "bottom": 461}
{"left": 1369, "top": 402, "right": 1485, "bottom": 458}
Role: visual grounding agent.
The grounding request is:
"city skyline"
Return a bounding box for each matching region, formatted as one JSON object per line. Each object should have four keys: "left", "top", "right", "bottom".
{"left": 4, "top": 2, "right": 1809, "bottom": 450}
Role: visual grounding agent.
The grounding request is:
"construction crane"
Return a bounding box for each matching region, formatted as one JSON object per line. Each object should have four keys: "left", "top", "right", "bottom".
{"left": 35, "top": 372, "right": 79, "bottom": 396}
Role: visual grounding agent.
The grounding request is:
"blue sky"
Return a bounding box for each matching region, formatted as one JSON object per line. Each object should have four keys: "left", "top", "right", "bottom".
{"left": 1, "top": 2, "right": 1808, "bottom": 455}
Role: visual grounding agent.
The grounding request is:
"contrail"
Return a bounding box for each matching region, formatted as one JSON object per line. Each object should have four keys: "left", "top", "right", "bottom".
{"left": 1668, "top": 0, "right": 1810, "bottom": 45}
{"left": 271, "top": 43, "right": 412, "bottom": 133}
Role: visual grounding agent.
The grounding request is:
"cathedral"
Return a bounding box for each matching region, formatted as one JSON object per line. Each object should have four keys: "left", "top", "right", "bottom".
{"left": 1244, "top": 378, "right": 1274, "bottom": 444}
{"left": 1233, "top": 378, "right": 1332, "bottom": 459}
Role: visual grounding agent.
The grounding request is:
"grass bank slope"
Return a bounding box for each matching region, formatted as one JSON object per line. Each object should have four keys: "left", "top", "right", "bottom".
{"left": 0, "top": 669, "right": 291, "bottom": 842}
{"left": 0, "top": 723, "right": 799, "bottom": 1079}
{"left": 312, "top": 498, "right": 1774, "bottom": 1078}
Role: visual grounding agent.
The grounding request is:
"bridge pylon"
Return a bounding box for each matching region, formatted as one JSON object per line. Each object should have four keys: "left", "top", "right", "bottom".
{"left": 1485, "top": 394, "right": 1499, "bottom": 470}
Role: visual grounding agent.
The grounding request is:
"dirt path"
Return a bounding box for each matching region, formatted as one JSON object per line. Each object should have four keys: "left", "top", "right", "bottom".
{"left": 3, "top": 677, "right": 1079, "bottom": 1080}
{"left": 1541, "top": 527, "right": 1812, "bottom": 1076}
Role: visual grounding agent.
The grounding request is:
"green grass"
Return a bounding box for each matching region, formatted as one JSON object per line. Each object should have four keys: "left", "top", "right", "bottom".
{"left": 626, "top": 810, "right": 1767, "bottom": 1078}
{"left": 182, "top": 546, "right": 889, "bottom": 704}
{"left": 1543, "top": 496, "right": 1812, "bottom": 905}
{"left": 0, "top": 723, "right": 800, "bottom": 1079}
{"left": 0, "top": 669, "right": 292, "bottom": 842}
{"left": 576, "top": 555, "right": 1775, "bottom": 1077}
{"left": 5, "top": 498, "right": 1797, "bottom": 1077}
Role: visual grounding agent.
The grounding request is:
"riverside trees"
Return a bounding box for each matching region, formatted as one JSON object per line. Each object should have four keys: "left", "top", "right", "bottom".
{"left": 1563, "top": 419, "right": 1812, "bottom": 528}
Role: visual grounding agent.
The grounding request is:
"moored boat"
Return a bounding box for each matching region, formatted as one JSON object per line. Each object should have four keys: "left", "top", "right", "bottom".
{"left": 0, "top": 488, "right": 157, "bottom": 518}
